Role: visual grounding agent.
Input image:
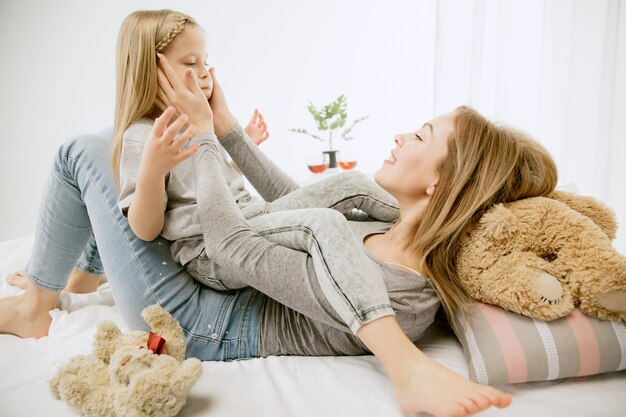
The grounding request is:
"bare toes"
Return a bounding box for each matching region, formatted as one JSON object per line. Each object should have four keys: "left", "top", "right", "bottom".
{"left": 497, "top": 393, "right": 513, "bottom": 408}
{"left": 485, "top": 387, "right": 512, "bottom": 408}
{"left": 470, "top": 393, "right": 491, "bottom": 410}
{"left": 7, "top": 274, "right": 28, "bottom": 289}
{"left": 459, "top": 397, "right": 481, "bottom": 415}
{"left": 451, "top": 403, "right": 471, "bottom": 417}
{"left": 477, "top": 387, "right": 498, "bottom": 407}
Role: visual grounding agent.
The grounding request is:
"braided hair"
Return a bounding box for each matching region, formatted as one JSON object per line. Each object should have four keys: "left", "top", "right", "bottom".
{"left": 155, "top": 16, "right": 189, "bottom": 52}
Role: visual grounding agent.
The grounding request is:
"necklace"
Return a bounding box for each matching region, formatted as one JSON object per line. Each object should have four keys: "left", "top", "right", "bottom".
{"left": 383, "top": 261, "right": 423, "bottom": 277}
{"left": 364, "top": 233, "right": 423, "bottom": 277}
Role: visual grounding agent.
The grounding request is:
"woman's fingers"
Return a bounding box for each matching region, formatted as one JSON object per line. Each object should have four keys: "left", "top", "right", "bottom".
{"left": 208, "top": 67, "right": 222, "bottom": 97}
{"left": 157, "top": 69, "right": 175, "bottom": 99}
{"left": 185, "top": 69, "right": 205, "bottom": 96}
{"left": 157, "top": 53, "right": 187, "bottom": 92}
{"left": 154, "top": 107, "right": 177, "bottom": 136}
{"left": 209, "top": 66, "right": 217, "bottom": 83}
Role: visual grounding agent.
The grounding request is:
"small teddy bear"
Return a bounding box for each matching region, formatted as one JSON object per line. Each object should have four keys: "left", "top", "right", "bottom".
{"left": 457, "top": 190, "right": 626, "bottom": 322}
{"left": 49, "top": 305, "right": 203, "bottom": 417}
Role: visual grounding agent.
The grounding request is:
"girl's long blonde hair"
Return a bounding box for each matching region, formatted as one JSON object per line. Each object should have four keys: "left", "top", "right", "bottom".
{"left": 415, "top": 106, "right": 558, "bottom": 327}
{"left": 111, "top": 9, "right": 197, "bottom": 184}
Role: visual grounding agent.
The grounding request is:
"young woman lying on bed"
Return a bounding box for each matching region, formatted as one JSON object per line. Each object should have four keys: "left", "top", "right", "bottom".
{"left": 0, "top": 8, "right": 560, "bottom": 417}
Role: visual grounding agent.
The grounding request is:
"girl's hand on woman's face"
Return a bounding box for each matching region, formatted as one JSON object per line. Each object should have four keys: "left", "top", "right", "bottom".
{"left": 244, "top": 108, "right": 270, "bottom": 145}
{"left": 139, "top": 107, "right": 199, "bottom": 178}
{"left": 207, "top": 67, "right": 236, "bottom": 137}
{"left": 155, "top": 53, "right": 214, "bottom": 134}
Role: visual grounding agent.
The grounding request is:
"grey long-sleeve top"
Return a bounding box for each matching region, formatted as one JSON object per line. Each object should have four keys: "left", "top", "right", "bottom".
{"left": 217, "top": 124, "right": 441, "bottom": 357}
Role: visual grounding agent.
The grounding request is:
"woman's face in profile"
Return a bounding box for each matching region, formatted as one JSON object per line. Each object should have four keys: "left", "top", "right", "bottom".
{"left": 374, "top": 112, "right": 454, "bottom": 202}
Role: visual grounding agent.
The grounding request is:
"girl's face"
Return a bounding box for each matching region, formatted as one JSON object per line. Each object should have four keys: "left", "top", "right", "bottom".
{"left": 161, "top": 25, "right": 212, "bottom": 98}
{"left": 374, "top": 113, "right": 454, "bottom": 202}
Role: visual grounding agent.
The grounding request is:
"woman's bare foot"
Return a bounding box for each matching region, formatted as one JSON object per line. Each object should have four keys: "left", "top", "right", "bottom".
{"left": 7, "top": 268, "right": 101, "bottom": 294}
{"left": 393, "top": 351, "right": 512, "bottom": 417}
{"left": 0, "top": 280, "right": 60, "bottom": 338}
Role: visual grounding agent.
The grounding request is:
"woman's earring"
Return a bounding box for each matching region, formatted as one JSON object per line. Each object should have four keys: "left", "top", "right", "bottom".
{"left": 426, "top": 186, "right": 436, "bottom": 196}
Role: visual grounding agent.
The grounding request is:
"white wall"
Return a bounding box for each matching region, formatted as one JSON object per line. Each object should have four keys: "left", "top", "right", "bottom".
{"left": 1, "top": 0, "right": 624, "bottom": 254}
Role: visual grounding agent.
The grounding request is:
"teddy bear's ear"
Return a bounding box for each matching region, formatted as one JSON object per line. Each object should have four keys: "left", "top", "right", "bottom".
{"left": 479, "top": 203, "right": 519, "bottom": 241}
{"left": 93, "top": 321, "right": 122, "bottom": 363}
{"left": 548, "top": 190, "right": 618, "bottom": 240}
{"left": 141, "top": 305, "right": 186, "bottom": 362}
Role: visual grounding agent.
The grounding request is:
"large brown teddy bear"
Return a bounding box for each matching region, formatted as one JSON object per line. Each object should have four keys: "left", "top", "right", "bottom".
{"left": 457, "top": 190, "right": 626, "bottom": 322}
{"left": 49, "top": 305, "right": 203, "bottom": 417}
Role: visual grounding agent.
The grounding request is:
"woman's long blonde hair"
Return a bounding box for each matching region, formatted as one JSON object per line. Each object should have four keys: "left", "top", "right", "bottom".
{"left": 415, "top": 106, "right": 558, "bottom": 327}
{"left": 111, "top": 9, "right": 197, "bottom": 184}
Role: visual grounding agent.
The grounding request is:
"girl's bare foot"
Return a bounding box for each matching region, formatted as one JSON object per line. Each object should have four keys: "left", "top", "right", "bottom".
{"left": 393, "top": 351, "right": 512, "bottom": 417}
{"left": 0, "top": 281, "right": 59, "bottom": 338}
{"left": 0, "top": 296, "right": 52, "bottom": 338}
{"left": 7, "top": 268, "right": 101, "bottom": 294}
{"left": 6, "top": 270, "right": 28, "bottom": 289}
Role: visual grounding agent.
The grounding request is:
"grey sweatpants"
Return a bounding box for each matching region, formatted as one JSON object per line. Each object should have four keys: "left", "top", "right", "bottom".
{"left": 189, "top": 125, "right": 400, "bottom": 333}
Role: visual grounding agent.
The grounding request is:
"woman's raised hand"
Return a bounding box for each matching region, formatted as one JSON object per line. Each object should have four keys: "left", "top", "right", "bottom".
{"left": 139, "top": 107, "right": 199, "bottom": 178}
{"left": 208, "top": 67, "right": 237, "bottom": 137}
{"left": 155, "top": 53, "right": 214, "bottom": 134}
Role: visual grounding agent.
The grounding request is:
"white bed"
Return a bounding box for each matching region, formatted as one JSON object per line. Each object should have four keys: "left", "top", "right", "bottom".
{"left": 1, "top": 236, "right": 624, "bottom": 417}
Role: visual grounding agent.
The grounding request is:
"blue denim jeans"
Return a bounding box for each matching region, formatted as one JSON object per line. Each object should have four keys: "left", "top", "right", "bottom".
{"left": 75, "top": 233, "right": 104, "bottom": 276}
{"left": 25, "top": 132, "right": 264, "bottom": 361}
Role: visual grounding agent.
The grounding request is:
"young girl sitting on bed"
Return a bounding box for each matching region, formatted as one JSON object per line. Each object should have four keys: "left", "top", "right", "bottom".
{"left": 114, "top": 11, "right": 401, "bottom": 305}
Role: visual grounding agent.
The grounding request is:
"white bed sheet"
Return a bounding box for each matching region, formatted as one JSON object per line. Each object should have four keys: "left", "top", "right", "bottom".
{"left": 1, "top": 236, "right": 624, "bottom": 417}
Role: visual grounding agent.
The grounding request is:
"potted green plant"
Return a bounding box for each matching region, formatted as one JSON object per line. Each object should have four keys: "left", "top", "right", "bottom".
{"left": 290, "top": 95, "right": 368, "bottom": 169}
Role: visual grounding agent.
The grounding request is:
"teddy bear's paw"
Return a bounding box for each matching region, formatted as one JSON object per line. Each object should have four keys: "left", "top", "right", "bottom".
{"left": 533, "top": 272, "right": 565, "bottom": 305}
{"left": 594, "top": 289, "right": 626, "bottom": 312}
{"left": 523, "top": 272, "right": 575, "bottom": 320}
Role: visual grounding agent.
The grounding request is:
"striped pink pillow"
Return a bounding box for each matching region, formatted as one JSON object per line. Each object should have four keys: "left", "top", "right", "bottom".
{"left": 455, "top": 302, "right": 626, "bottom": 384}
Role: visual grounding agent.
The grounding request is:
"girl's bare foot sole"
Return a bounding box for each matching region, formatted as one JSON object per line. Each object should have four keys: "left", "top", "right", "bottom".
{"left": 394, "top": 352, "right": 512, "bottom": 417}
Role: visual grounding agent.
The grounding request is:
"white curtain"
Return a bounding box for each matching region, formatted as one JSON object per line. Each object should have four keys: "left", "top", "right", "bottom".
{"left": 0, "top": 0, "right": 623, "bottom": 252}
{"left": 433, "top": 0, "right": 626, "bottom": 252}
